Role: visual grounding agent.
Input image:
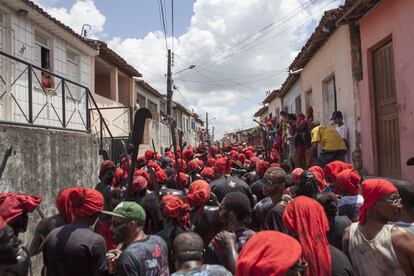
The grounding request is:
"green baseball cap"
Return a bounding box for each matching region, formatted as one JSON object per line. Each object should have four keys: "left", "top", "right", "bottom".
{"left": 102, "top": 201, "right": 146, "bottom": 224}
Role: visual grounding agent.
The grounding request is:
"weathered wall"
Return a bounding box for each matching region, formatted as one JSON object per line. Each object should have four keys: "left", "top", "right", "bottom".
{"left": 300, "top": 25, "right": 356, "bottom": 163}
{"left": 0, "top": 124, "right": 101, "bottom": 274}
{"left": 358, "top": 0, "right": 414, "bottom": 182}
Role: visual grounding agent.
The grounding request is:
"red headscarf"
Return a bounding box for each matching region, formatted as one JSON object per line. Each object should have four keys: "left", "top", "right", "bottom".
{"left": 201, "top": 167, "right": 215, "bottom": 180}
{"left": 155, "top": 168, "right": 168, "bottom": 183}
{"left": 230, "top": 150, "right": 238, "bottom": 160}
{"left": 69, "top": 187, "right": 104, "bottom": 218}
{"left": 334, "top": 169, "right": 361, "bottom": 196}
{"left": 283, "top": 196, "right": 331, "bottom": 276}
{"left": 236, "top": 231, "right": 302, "bottom": 276}
{"left": 0, "top": 193, "right": 42, "bottom": 223}
{"left": 165, "top": 151, "right": 175, "bottom": 160}
{"left": 215, "top": 157, "right": 231, "bottom": 174}
{"left": 324, "top": 161, "right": 352, "bottom": 181}
{"left": 187, "top": 159, "right": 201, "bottom": 173}
{"left": 134, "top": 169, "right": 150, "bottom": 181}
{"left": 209, "top": 145, "right": 218, "bottom": 155}
{"left": 309, "top": 166, "right": 328, "bottom": 191}
{"left": 206, "top": 158, "right": 217, "bottom": 168}
{"left": 145, "top": 149, "right": 155, "bottom": 161}
{"left": 256, "top": 160, "right": 269, "bottom": 177}
{"left": 175, "top": 172, "right": 189, "bottom": 187}
{"left": 359, "top": 179, "right": 397, "bottom": 224}
{"left": 55, "top": 188, "right": 74, "bottom": 223}
{"left": 99, "top": 160, "right": 116, "bottom": 180}
{"left": 132, "top": 175, "right": 148, "bottom": 192}
{"left": 196, "top": 159, "right": 204, "bottom": 170}
{"left": 112, "top": 168, "right": 124, "bottom": 188}
{"left": 183, "top": 149, "right": 194, "bottom": 161}
{"left": 177, "top": 158, "right": 187, "bottom": 172}
{"left": 292, "top": 168, "right": 304, "bottom": 183}
{"left": 238, "top": 153, "right": 246, "bottom": 164}
{"left": 185, "top": 180, "right": 211, "bottom": 207}
{"left": 0, "top": 216, "right": 4, "bottom": 230}
{"left": 250, "top": 156, "right": 260, "bottom": 167}
{"left": 245, "top": 150, "right": 254, "bottom": 159}
{"left": 162, "top": 194, "right": 190, "bottom": 229}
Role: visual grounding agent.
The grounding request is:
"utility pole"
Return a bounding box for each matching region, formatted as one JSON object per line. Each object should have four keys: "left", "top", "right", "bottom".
{"left": 206, "top": 112, "right": 210, "bottom": 147}
{"left": 212, "top": 126, "right": 215, "bottom": 144}
{"left": 166, "top": 49, "right": 173, "bottom": 116}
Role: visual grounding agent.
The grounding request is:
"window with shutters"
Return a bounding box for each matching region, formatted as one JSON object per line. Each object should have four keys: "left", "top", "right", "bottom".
{"left": 35, "top": 31, "right": 54, "bottom": 89}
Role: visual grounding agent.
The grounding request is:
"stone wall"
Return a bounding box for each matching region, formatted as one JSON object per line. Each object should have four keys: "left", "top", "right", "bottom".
{"left": 0, "top": 124, "right": 101, "bottom": 274}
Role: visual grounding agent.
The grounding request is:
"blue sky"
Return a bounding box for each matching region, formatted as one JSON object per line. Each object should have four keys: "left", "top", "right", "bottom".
{"left": 46, "top": 0, "right": 196, "bottom": 39}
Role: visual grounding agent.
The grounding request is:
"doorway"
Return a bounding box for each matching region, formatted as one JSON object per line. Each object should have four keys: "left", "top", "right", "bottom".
{"left": 372, "top": 40, "right": 401, "bottom": 178}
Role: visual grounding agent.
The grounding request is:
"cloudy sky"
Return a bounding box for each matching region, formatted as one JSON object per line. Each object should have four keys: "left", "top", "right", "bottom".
{"left": 34, "top": 0, "right": 343, "bottom": 139}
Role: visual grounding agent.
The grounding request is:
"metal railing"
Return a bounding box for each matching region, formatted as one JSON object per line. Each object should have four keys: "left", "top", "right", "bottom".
{"left": 0, "top": 50, "right": 114, "bottom": 156}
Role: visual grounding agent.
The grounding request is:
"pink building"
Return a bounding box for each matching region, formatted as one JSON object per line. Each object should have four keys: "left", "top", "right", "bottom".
{"left": 340, "top": 0, "right": 414, "bottom": 181}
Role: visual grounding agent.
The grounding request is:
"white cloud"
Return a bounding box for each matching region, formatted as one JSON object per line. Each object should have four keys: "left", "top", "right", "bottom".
{"left": 33, "top": 0, "right": 106, "bottom": 38}
{"left": 43, "top": 0, "right": 344, "bottom": 139}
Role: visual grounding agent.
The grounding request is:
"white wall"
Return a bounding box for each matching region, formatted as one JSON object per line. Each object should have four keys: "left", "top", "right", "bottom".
{"left": 282, "top": 79, "right": 301, "bottom": 114}
{"left": 0, "top": 6, "right": 93, "bottom": 131}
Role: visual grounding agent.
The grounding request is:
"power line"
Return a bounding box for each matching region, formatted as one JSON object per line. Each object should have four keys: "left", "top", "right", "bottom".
{"left": 178, "top": 0, "right": 335, "bottom": 80}
{"left": 171, "top": 0, "right": 175, "bottom": 53}
{"left": 182, "top": 0, "right": 320, "bottom": 73}
{"left": 157, "top": 0, "right": 169, "bottom": 51}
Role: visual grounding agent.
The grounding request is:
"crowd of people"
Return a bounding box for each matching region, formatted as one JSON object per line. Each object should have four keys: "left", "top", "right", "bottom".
{"left": 250, "top": 107, "right": 350, "bottom": 170}
{"left": 0, "top": 137, "right": 414, "bottom": 276}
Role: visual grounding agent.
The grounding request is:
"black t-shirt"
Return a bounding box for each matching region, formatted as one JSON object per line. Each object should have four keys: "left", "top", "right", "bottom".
{"left": 136, "top": 191, "right": 164, "bottom": 234}
{"left": 327, "top": 215, "right": 352, "bottom": 250}
{"left": 330, "top": 245, "right": 354, "bottom": 276}
{"left": 117, "top": 235, "right": 169, "bottom": 276}
{"left": 43, "top": 223, "right": 107, "bottom": 276}
{"left": 209, "top": 175, "right": 255, "bottom": 206}
{"left": 266, "top": 202, "right": 288, "bottom": 233}
{"left": 250, "top": 179, "right": 266, "bottom": 202}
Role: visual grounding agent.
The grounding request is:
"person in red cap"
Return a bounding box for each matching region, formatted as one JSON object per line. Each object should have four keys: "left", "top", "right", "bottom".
{"left": 43, "top": 187, "right": 108, "bottom": 276}
{"left": 30, "top": 188, "right": 74, "bottom": 257}
{"left": 308, "top": 165, "right": 329, "bottom": 192}
{"left": 0, "top": 193, "right": 41, "bottom": 276}
{"left": 236, "top": 231, "right": 304, "bottom": 276}
{"left": 343, "top": 179, "right": 414, "bottom": 276}
{"left": 200, "top": 167, "right": 215, "bottom": 183}
{"left": 0, "top": 216, "right": 20, "bottom": 276}
{"left": 284, "top": 196, "right": 354, "bottom": 276}
{"left": 209, "top": 157, "right": 254, "bottom": 207}
{"left": 335, "top": 169, "right": 364, "bottom": 222}
{"left": 324, "top": 160, "right": 352, "bottom": 183}
{"left": 249, "top": 160, "right": 270, "bottom": 202}
{"left": 129, "top": 175, "right": 164, "bottom": 234}
{"left": 157, "top": 194, "right": 190, "bottom": 272}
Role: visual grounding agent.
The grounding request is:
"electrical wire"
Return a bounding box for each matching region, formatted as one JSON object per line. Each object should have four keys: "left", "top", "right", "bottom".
{"left": 157, "top": 0, "right": 169, "bottom": 51}
{"left": 171, "top": 0, "right": 175, "bottom": 53}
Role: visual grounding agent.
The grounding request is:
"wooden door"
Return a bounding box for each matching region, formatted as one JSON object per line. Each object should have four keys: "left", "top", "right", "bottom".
{"left": 373, "top": 41, "right": 401, "bottom": 178}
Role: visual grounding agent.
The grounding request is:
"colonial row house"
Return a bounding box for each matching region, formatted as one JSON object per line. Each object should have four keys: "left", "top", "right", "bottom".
{"left": 256, "top": 0, "right": 414, "bottom": 182}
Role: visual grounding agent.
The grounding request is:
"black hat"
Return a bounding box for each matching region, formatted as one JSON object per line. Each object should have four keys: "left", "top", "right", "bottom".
{"left": 407, "top": 157, "right": 414, "bottom": 166}
{"left": 330, "top": 111, "right": 343, "bottom": 120}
